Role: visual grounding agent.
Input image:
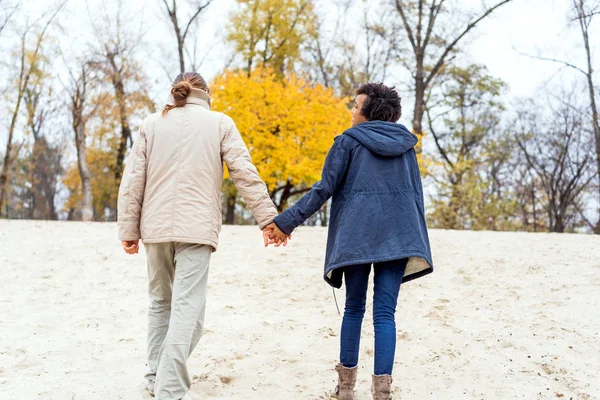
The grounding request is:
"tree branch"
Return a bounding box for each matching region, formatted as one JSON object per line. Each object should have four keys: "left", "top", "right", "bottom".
{"left": 426, "top": 106, "right": 455, "bottom": 169}
{"left": 272, "top": 3, "right": 307, "bottom": 56}
{"left": 182, "top": 0, "right": 213, "bottom": 43}
{"left": 425, "top": 0, "right": 513, "bottom": 87}
{"left": 518, "top": 52, "right": 587, "bottom": 76}
{"left": 422, "top": 0, "right": 444, "bottom": 51}
{"left": 0, "top": 0, "right": 20, "bottom": 37}
{"left": 395, "top": 0, "right": 417, "bottom": 52}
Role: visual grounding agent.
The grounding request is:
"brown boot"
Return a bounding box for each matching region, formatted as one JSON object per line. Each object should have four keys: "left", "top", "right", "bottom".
{"left": 330, "top": 363, "right": 357, "bottom": 400}
{"left": 371, "top": 374, "right": 393, "bottom": 400}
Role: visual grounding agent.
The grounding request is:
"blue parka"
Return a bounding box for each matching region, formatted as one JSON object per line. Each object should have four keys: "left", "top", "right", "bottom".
{"left": 273, "top": 121, "right": 433, "bottom": 288}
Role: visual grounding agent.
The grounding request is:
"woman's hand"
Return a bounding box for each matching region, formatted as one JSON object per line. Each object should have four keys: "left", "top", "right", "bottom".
{"left": 122, "top": 240, "right": 139, "bottom": 254}
{"left": 263, "top": 223, "right": 290, "bottom": 247}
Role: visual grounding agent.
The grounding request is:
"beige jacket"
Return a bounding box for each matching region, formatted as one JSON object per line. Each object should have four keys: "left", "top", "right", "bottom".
{"left": 117, "top": 88, "right": 278, "bottom": 250}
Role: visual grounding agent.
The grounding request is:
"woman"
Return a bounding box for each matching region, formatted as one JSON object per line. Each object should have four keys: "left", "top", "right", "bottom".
{"left": 117, "top": 72, "right": 280, "bottom": 400}
{"left": 267, "top": 83, "right": 433, "bottom": 400}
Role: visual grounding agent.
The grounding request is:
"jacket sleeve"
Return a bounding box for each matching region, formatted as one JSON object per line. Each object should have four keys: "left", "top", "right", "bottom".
{"left": 117, "top": 127, "right": 148, "bottom": 241}
{"left": 220, "top": 116, "right": 278, "bottom": 229}
{"left": 273, "top": 136, "right": 350, "bottom": 235}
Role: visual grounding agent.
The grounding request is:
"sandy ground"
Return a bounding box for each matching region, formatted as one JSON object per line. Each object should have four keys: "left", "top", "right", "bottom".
{"left": 0, "top": 220, "right": 599, "bottom": 400}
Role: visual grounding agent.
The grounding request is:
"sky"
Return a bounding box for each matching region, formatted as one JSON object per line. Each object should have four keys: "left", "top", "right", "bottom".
{"left": 4, "top": 0, "right": 598, "bottom": 121}
{"left": 1, "top": 0, "right": 599, "bottom": 214}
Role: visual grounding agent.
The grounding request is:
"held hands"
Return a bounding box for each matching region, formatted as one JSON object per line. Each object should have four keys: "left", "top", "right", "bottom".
{"left": 122, "top": 240, "right": 139, "bottom": 254}
{"left": 122, "top": 226, "right": 287, "bottom": 253}
{"left": 263, "top": 223, "right": 291, "bottom": 247}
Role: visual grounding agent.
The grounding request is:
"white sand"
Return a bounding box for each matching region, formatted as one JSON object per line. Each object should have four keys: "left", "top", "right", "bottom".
{"left": 0, "top": 220, "right": 599, "bottom": 399}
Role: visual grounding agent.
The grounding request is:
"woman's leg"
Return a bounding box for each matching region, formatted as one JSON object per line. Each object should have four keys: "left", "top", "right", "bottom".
{"left": 340, "top": 264, "right": 371, "bottom": 368}
{"left": 372, "top": 258, "right": 408, "bottom": 376}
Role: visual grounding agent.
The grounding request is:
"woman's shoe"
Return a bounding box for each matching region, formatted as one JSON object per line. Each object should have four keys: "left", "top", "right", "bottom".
{"left": 330, "top": 363, "right": 357, "bottom": 400}
{"left": 371, "top": 374, "right": 393, "bottom": 400}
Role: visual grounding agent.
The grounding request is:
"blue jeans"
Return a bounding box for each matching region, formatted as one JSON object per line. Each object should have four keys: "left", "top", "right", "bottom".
{"left": 340, "top": 259, "right": 408, "bottom": 375}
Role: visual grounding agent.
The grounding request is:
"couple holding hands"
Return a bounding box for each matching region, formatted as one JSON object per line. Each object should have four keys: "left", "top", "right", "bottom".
{"left": 118, "top": 72, "right": 433, "bottom": 400}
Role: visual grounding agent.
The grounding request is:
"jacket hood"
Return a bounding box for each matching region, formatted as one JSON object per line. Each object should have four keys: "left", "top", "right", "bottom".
{"left": 343, "top": 121, "right": 417, "bottom": 157}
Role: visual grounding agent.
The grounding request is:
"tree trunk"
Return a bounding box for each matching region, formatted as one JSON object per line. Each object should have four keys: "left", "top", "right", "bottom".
{"left": 0, "top": 135, "right": 14, "bottom": 217}
{"left": 554, "top": 215, "right": 565, "bottom": 233}
{"left": 225, "top": 192, "right": 236, "bottom": 224}
{"left": 75, "top": 121, "right": 94, "bottom": 221}
{"left": 0, "top": 92, "right": 24, "bottom": 216}
{"left": 114, "top": 80, "right": 132, "bottom": 186}
{"left": 575, "top": 0, "right": 600, "bottom": 233}
{"left": 178, "top": 37, "right": 185, "bottom": 74}
{"left": 531, "top": 186, "right": 538, "bottom": 233}
{"left": 320, "top": 202, "right": 328, "bottom": 227}
{"left": 585, "top": 65, "right": 600, "bottom": 234}
{"left": 412, "top": 54, "right": 426, "bottom": 154}
{"left": 413, "top": 74, "right": 425, "bottom": 135}
{"left": 275, "top": 181, "right": 314, "bottom": 212}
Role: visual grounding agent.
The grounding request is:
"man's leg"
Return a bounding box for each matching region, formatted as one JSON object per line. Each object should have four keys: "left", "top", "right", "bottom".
{"left": 154, "top": 243, "right": 211, "bottom": 400}
{"left": 188, "top": 304, "right": 206, "bottom": 358}
{"left": 144, "top": 242, "right": 176, "bottom": 393}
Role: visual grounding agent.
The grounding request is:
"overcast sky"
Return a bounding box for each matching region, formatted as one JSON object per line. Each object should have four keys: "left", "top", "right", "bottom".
{"left": 1, "top": 0, "right": 598, "bottom": 146}
{"left": 9, "top": 0, "right": 598, "bottom": 105}
{"left": 2, "top": 0, "right": 599, "bottom": 216}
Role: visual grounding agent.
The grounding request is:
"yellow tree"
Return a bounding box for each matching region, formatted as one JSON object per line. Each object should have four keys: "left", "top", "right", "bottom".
{"left": 63, "top": 145, "right": 118, "bottom": 221}
{"left": 62, "top": 84, "right": 152, "bottom": 221}
{"left": 222, "top": 0, "right": 317, "bottom": 222}
{"left": 227, "top": 0, "right": 317, "bottom": 77}
{"left": 60, "top": 0, "right": 155, "bottom": 221}
{"left": 88, "top": 0, "right": 155, "bottom": 189}
{"left": 212, "top": 67, "right": 349, "bottom": 211}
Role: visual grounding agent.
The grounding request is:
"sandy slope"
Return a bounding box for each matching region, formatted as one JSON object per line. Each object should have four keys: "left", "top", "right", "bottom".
{"left": 0, "top": 220, "right": 599, "bottom": 399}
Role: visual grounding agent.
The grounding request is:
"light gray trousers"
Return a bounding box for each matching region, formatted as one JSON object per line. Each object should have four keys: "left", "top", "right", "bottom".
{"left": 144, "top": 242, "right": 211, "bottom": 400}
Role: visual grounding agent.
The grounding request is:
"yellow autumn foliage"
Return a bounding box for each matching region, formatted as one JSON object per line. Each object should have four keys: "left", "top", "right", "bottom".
{"left": 62, "top": 74, "right": 154, "bottom": 220}
{"left": 227, "top": 0, "right": 317, "bottom": 76}
{"left": 63, "top": 142, "right": 119, "bottom": 220}
{"left": 211, "top": 67, "right": 350, "bottom": 203}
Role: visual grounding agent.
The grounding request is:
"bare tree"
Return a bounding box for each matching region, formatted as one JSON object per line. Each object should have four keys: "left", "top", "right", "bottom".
{"left": 22, "top": 60, "right": 62, "bottom": 220}
{"left": 66, "top": 61, "right": 99, "bottom": 222}
{"left": 305, "top": 7, "right": 343, "bottom": 88}
{"left": 521, "top": 0, "right": 600, "bottom": 233}
{"left": 515, "top": 97, "right": 596, "bottom": 233}
{"left": 309, "top": 2, "right": 397, "bottom": 97}
{"left": 393, "top": 0, "right": 513, "bottom": 145}
{"left": 161, "top": 0, "right": 214, "bottom": 74}
{"left": 88, "top": 0, "right": 153, "bottom": 189}
{"left": 0, "top": 0, "right": 20, "bottom": 37}
{"left": 573, "top": 0, "right": 600, "bottom": 233}
{"left": 0, "top": 2, "right": 64, "bottom": 216}
{"left": 425, "top": 64, "right": 518, "bottom": 230}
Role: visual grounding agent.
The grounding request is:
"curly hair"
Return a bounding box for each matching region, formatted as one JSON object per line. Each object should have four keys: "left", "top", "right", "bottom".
{"left": 356, "top": 83, "right": 402, "bottom": 122}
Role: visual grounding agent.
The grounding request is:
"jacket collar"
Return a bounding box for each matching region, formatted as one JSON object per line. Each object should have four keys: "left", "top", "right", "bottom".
{"left": 186, "top": 88, "right": 211, "bottom": 110}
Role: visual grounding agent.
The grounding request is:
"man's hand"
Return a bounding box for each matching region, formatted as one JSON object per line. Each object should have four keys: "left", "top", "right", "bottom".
{"left": 264, "top": 223, "right": 290, "bottom": 247}
{"left": 122, "top": 240, "right": 139, "bottom": 255}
